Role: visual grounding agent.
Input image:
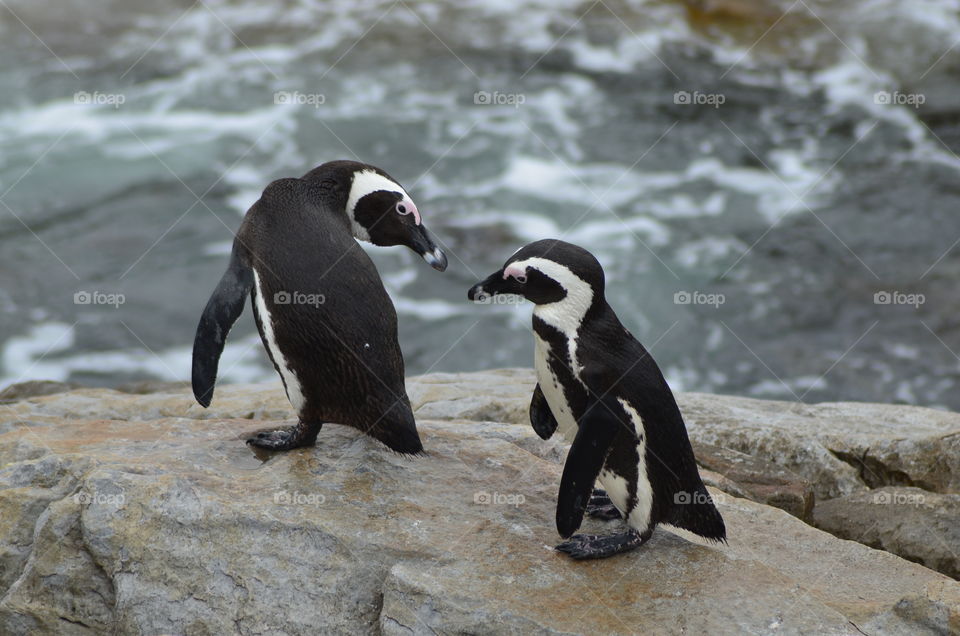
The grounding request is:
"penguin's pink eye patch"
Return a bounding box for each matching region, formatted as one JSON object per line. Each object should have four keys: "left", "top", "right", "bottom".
{"left": 503, "top": 265, "right": 527, "bottom": 283}
{"left": 395, "top": 199, "right": 421, "bottom": 225}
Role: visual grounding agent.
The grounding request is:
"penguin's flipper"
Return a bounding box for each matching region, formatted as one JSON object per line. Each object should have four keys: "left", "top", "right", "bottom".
{"left": 529, "top": 383, "right": 558, "bottom": 440}
{"left": 555, "top": 395, "right": 621, "bottom": 538}
{"left": 191, "top": 245, "right": 253, "bottom": 407}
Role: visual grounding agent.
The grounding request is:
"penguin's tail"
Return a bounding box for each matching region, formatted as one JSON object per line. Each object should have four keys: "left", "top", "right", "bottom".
{"left": 670, "top": 483, "right": 727, "bottom": 543}
{"left": 367, "top": 401, "right": 424, "bottom": 456}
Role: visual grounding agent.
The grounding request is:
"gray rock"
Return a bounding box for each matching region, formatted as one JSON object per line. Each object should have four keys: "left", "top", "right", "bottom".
{"left": 0, "top": 380, "right": 78, "bottom": 402}
{"left": 679, "top": 393, "right": 960, "bottom": 500}
{"left": 410, "top": 368, "right": 960, "bottom": 501}
{"left": 814, "top": 487, "right": 960, "bottom": 580}
{"left": 0, "top": 370, "right": 957, "bottom": 635}
{"left": 692, "top": 442, "right": 815, "bottom": 521}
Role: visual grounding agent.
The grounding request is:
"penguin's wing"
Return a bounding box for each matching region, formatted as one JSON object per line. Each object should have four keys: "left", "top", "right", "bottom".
{"left": 529, "top": 383, "right": 558, "bottom": 440}
{"left": 556, "top": 390, "right": 622, "bottom": 538}
{"left": 191, "top": 243, "right": 253, "bottom": 407}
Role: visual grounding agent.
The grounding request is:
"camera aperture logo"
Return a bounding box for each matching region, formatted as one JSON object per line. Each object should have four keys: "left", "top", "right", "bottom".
{"left": 674, "top": 290, "right": 724, "bottom": 308}
{"left": 73, "top": 491, "right": 126, "bottom": 505}
{"left": 474, "top": 91, "right": 525, "bottom": 108}
{"left": 274, "top": 91, "right": 326, "bottom": 108}
{"left": 473, "top": 491, "right": 525, "bottom": 507}
{"left": 273, "top": 490, "right": 326, "bottom": 506}
{"left": 674, "top": 90, "right": 725, "bottom": 108}
{"left": 74, "top": 290, "right": 125, "bottom": 308}
{"left": 74, "top": 91, "right": 125, "bottom": 108}
{"left": 874, "top": 291, "right": 924, "bottom": 308}
{"left": 273, "top": 290, "right": 325, "bottom": 307}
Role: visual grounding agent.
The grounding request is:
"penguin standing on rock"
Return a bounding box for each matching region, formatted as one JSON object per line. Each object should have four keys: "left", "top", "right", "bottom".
{"left": 192, "top": 160, "right": 448, "bottom": 454}
{"left": 468, "top": 239, "right": 725, "bottom": 559}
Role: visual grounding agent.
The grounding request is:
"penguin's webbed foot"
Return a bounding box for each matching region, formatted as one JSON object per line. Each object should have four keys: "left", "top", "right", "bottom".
{"left": 246, "top": 421, "right": 321, "bottom": 451}
{"left": 585, "top": 489, "right": 620, "bottom": 520}
{"left": 555, "top": 529, "right": 650, "bottom": 560}
{"left": 586, "top": 503, "right": 622, "bottom": 521}
{"left": 589, "top": 488, "right": 612, "bottom": 507}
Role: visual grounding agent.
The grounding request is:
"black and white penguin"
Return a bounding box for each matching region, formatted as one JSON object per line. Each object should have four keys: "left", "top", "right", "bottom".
{"left": 192, "top": 160, "right": 448, "bottom": 454}
{"left": 468, "top": 239, "right": 725, "bottom": 559}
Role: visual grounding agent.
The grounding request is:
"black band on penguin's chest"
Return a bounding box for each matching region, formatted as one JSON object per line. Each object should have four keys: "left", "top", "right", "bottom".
{"left": 533, "top": 316, "right": 590, "bottom": 419}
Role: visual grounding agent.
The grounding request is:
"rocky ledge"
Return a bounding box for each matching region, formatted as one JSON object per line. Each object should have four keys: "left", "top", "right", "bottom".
{"left": 0, "top": 369, "right": 958, "bottom": 635}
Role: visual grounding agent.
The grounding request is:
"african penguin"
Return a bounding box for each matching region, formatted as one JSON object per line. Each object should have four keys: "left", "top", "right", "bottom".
{"left": 192, "top": 160, "right": 448, "bottom": 454}
{"left": 468, "top": 239, "right": 725, "bottom": 559}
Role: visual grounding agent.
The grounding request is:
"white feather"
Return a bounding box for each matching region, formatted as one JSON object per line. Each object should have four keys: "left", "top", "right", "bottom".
{"left": 253, "top": 269, "right": 305, "bottom": 414}
{"left": 533, "top": 333, "right": 579, "bottom": 443}
{"left": 616, "top": 398, "right": 653, "bottom": 531}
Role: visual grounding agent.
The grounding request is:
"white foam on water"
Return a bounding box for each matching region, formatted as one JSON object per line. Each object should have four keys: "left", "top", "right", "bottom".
{"left": 0, "top": 322, "right": 269, "bottom": 390}
{"left": 392, "top": 297, "right": 477, "bottom": 322}
{"left": 674, "top": 237, "right": 747, "bottom": 269}
{"left": 446, "top": 210, "right": 561, "bottom": 244}
{"left": 569, "top": 215, "right": 671, "bottom": 248}
{"left": 749, "top": 375, "right": 828, "bottom": 397}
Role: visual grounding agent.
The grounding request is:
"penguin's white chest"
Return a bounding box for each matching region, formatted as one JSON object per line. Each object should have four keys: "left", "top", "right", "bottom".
{"left": 533, "top": 334, "right": 579, "bottom": 443}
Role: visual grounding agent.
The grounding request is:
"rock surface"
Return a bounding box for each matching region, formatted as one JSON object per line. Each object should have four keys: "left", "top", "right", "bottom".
{"left": 814, "top": 487, "right": 960, "bottom": 580}
{"left": 0, "top": 370, "right": 957, "bottom": 635}
{"left": 692, "top": 442, "right": 815, "bottom": 522}
{"left": 409, "top": 369, "right": 960, "bottom": 501}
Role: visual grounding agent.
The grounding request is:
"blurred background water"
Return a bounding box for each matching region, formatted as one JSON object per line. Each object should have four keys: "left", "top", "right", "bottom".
{"left": 2, "top": 0, "right": 960, "bottom": 408}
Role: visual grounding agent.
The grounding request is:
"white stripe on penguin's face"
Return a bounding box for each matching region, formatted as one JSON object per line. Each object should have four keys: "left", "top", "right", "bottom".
{"left": 509, "top": 256, "right": 593, "bottom": 336}
{"left": 346, "top": 170, "right": 410, "bottom": 241}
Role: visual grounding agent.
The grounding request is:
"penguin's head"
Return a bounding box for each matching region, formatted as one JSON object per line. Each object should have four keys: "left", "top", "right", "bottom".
{"left": 467, "top": 239, "right": 604, "bottom": 306}
{"left": 342, "top": 164, "right": 447, "bottom": 271}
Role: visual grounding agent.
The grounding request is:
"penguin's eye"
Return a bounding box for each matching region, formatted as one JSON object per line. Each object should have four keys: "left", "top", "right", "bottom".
{"left": 396, "top": 202, "right": 411, "bottom": 215}
{"left": 513, "top": 274, "right": 527, "bottom": 284}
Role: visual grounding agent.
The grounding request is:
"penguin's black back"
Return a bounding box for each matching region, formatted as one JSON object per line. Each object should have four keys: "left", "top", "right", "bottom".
{"left": 579, "top": 303, "right": 725, "bottom": 540}
{"left": 237, "top": 178, "right": 420, "bottom": 454}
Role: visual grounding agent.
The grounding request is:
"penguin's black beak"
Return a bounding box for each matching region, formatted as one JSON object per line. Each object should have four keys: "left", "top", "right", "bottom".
{"left": 468, "top": 270, "right": 510, "bottom": 302}
{"left": 408, "top": 224, "right": 448, "bottom": 272}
